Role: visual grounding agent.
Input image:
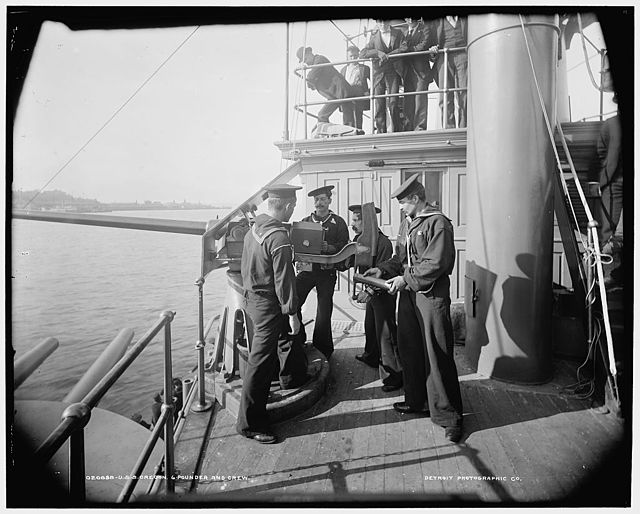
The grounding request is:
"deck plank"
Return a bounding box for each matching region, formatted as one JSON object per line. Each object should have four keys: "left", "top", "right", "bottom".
{"left": 398, "top": 413, "right": 424, "bottom": 495}
{"left": 481, "top": 387, "right": 548, "bottom": 502}
{"left": 281, "top": 381, "right": 333, "bottom": 495}
{"left": 330, "top": 340, "right": 375, "bottom": 495}
{"left": 382, "top": 390, "right": 405, "bottom": 492}
{"left": 191, "top": 329, "right": 625, "bottom": 504}
{"left": 463, "top": 385, "right": 525, "bottom": 501}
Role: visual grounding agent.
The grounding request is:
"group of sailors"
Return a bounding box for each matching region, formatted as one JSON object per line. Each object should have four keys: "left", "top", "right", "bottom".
{"left": 298, "top": 16, "right": 468, "bottom": 134}
{"left": 236, "top": 176, "right": 463, "bottom": 445}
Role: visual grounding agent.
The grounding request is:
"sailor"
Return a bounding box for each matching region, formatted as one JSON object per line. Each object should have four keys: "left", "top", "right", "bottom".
{"left": 236, "top": 184, "right": 305, "bottom": 444}
{"left": 348, "top": 204, "right": 403, "bottom": 392}
{"left": 296, "top": 185, "right": 350, "bottom": 358}
{"left": 364, "top": 174, "right": 463, "bottom": 443}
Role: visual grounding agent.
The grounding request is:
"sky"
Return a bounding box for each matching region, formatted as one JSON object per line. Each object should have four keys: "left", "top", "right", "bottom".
{"left": 11, "top": 12, "right": 614, "bottom": 206}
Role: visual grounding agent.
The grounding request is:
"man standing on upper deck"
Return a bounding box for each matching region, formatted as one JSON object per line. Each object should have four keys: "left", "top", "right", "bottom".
{"left": 360, "top": 19, "right": 406, "bottom": 133}
{"left": 430, "top": 15, "right": 468, "bottom": 129}
{"left": 349, "top": 204, "right": 403, "bottom": 392}
{"left": 364, "top": 175, "right": 464, "bottom": 443}
{"left": 297, "top": 46, "right": 356, "bottom": 128}
{"left": 296, "top": 185, "right": 350, "bottom": 359}
{"left": 400, "top": 17, "right": 436, "bottom": 131}
{"left": 341, "top": 45, "right": 371, "bottom": 131}
{"left": 236, "top": 185, "right": 305, "bottom": 444}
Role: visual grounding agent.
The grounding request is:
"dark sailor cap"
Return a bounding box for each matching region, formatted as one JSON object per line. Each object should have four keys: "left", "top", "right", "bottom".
{"left": 391, "top": 174, "right": 423, "bottom": 200}
{"left": 348, "top": 204, "right": 381, "bottom": 214}
{"left": 264, "top": 184, "right": 302, "bottom": 199}
{"left": 307, "top": 185, "right": 334, "bottom": 197}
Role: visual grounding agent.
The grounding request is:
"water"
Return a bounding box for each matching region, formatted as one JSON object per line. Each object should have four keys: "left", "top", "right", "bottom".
{"left": 11, "top": 209, "right": 229, "bottom": 423}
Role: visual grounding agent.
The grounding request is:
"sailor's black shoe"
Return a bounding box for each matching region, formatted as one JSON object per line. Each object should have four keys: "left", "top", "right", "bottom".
{"left": 355, "top": 354, "right": 378, "bottom": 368}
{"left": 239, "top": 429, "right": 277, "bottom": 444}
{"left": 445, "top": 426, "right": 463, "bottom": 443}
{"left": 393, "top": 402, "right": 429, "bottom": 415}
{"left": 246, "top": 432, "right": 277, "bottom": 444}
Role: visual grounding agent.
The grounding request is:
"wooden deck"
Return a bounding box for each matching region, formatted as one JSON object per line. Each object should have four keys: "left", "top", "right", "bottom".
{"left": 180, "top": 327, "right": 626, "bottom": 505}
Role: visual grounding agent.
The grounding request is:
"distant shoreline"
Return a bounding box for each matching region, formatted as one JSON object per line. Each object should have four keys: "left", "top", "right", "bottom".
{"left": 12, "top": 189, "right": 229, "bottom": 213}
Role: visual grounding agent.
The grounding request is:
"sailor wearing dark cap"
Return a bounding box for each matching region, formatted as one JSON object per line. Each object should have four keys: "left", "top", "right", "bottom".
{"left": 237, "top": 184, "right": 308, "bottom": 444}
{"left": 295, "top": 185, "right": 350, "bottom": 358}
{"left": 297, "top": 46, "right": 356, "bottom": 127}
{"left": 364, "top": 174, "right": 464, "bottom": 443}
{"left": 348, "top": 204, "right": 403, "bottom": 392}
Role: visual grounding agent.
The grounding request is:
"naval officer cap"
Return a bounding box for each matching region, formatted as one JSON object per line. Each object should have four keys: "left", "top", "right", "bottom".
{"left": 307, "top": 185, "right": 334, "bottom": 198}
{"left": 391, "top": 174, "right": 424, "bottom": 200}
{"left": 264, "top": 184, "right": 302, "bottom": 199}
{"left": 348, "top": 204, "right": 381, "bottom": 214}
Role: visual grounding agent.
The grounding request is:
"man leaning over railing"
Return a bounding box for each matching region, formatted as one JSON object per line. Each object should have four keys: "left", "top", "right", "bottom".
{"left": 297, "top": 46, "right": 356, "bottom": 128}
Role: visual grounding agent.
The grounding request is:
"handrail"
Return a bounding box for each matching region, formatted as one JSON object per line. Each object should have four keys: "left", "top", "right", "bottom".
{"left": 293, "top": 46, "right": 465, "bottom": 74}
{"left": 293, "top": 46, "right": 467, "bottom": 133}
{"left": 579, "top": 110, "right": 616, "bottom": 122}
{"left": 117, "top": 406, "right": 171, "bottom": 503}
{"left": 34, "top": 310, "right": 177, "bottom": 502}
{"left": 12, "top": 210, "right": 207, "bottom": 235}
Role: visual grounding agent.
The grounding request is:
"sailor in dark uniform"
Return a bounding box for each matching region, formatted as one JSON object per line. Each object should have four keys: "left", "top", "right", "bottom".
{"left": 296, "top": 185, "right": 350, "bottom": 358}
{"left": 236, "top": 185, "right": 305, "bottom": 444}
{"left": 349, "top": 204, "right": 403, "bottom": 392}
{"left": 364, "top": 175, "right": 463, "bottom": 442}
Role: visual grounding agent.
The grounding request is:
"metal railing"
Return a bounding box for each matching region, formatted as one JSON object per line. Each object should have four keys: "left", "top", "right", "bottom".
{"left": 34, "top": 310, "right": 178, "bottom": 503}
{"left": 293, "top": 46, "right": 467, "bottom": 137}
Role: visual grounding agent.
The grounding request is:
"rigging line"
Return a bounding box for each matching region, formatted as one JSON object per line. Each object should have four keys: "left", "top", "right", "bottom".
{"left": 287, "top": 22, "right": 305, "bottom": 152}
{"left": 566, "top": 50, "right": 599, "bottom": 73}
{"left": 577, "top": 13, "right": 605, "bottom": 92}
{"left": 330, "top": 20, "right": 354, "bottom": 45}
{"left": 22, "top": 25, "right": 201, "bottom": 210}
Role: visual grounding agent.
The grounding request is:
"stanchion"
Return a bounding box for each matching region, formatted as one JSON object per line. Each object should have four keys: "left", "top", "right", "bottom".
{"left": 191, "top": 278, "right": 213, "bottom": 413}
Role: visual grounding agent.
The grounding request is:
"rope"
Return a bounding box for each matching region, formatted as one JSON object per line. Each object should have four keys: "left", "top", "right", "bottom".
{"left": 22, "top": 26, "right": 201, "bottom": 210}
{"left": 577, "top": 13, "right": 605, "bottom": 92}
{"left": 518, "top": 15, "right": 619, "bottom": 401}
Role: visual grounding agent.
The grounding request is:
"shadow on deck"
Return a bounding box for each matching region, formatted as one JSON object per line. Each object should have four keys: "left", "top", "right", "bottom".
{"left": 172, "top": 327, "right": 629, "bottom": 506}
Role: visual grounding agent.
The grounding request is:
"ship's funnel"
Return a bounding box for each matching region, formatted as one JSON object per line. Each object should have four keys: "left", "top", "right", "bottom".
{"left": 464, "top": 14, "right": 559, "bottom": 383}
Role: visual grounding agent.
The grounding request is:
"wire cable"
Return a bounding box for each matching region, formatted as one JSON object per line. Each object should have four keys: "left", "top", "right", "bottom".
{"left": 577, "top": 13, "right": 605, "bottom": 92}
{"left": 22, "top": 25, "right": 201, "bottom": 209}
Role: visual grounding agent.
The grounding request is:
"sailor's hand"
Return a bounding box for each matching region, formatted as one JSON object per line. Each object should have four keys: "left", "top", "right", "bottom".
{"left": 363, "top": 267, "right": 382, "bottom": 278}
{"left": 356, "top": 244, "right": 370, "bottom": 255}
{"left": 379, "top": 53, "right": 389, "bottom": 63}
{"left": 288, "top": 315, "right": 301, "bottom": 336}
{"left": 386, "top": 276, "right": 407, "bottom": 294}
{"left": 428, "top": 44, "right": 439, "bottom": 54}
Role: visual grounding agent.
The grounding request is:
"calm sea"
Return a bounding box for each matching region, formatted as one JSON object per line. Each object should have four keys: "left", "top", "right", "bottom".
{"left": 11, "top": 209, "right": 229, "bottom": 423}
